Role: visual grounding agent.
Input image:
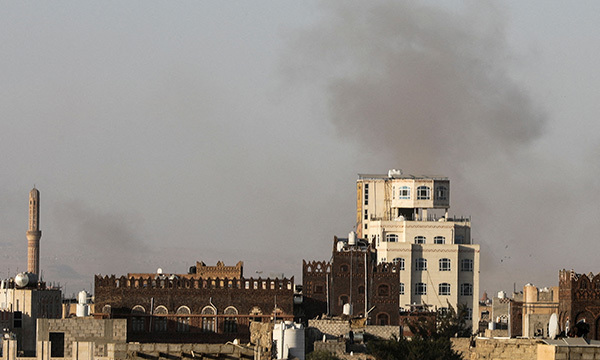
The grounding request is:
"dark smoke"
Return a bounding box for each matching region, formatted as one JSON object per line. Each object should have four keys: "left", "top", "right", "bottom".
{"left": 284, "top": 1, "right": 594, "bottom": 292}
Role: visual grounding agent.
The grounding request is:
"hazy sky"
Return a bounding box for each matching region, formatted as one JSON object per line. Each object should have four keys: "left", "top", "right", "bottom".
{"left": 1, "top": 1, "right": 599, "bottom": 297}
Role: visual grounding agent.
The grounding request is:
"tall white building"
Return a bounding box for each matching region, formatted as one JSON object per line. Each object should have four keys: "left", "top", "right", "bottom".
{"left": 356, "top": 170, "right": 480, "bottom": 329}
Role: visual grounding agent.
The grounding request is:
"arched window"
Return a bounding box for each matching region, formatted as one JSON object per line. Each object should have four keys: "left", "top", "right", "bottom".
{"left": 417, "top": 186, "right": 431, "bottom": 200}
{"left": 434, "top": 236, "right": 445, "bottom": 244}
{"left": 340, "top": 264, "right": 349, "bottom": 272}
{"left": 376, "top": 313, "right": 389, "bottom": 325}
{"left": 132, "top": 305, "right": 146, "bottom": 314}
{"left": 415, "top": 283, "right": 427, "bottom": 295}
{"left": 399, "top": 283, "right": 405, "bottom": 295}
{"left": 176, "top": 306, "right": 190, "bottom": 332}
{"left": 378, "top": 284, "right": 390, "bottom": 296}
{"left": 386, "top": 234, "right": 398, "bottom": 242}
{"left": 102, "top": 305, "right": 111, "bottom": 314}
{"left": 414, "top": 236, "right": 426, "bottom": 244}
{"left": 460, "top": 259, "right": 473, "bottom": 272}
{"left": 398, "top": 186, "right": 410, "bottom": 199}
{"left": 201, "top": 306, "right": 216, "bottom": 332}
{"left": 154, "top": 306, "right": 168, "bottom": 332}
{"left": 439, "top": 258, "right": 451, "bottom": 271}
{"left": 393, "top": 257, "right": 405, "bottom": 270}
{"left": 460, "top": 283, "right": 473, "bottom": 296}
{"left": 436, "top": 186, "right": 448, "bottom": 200}
{"left": 224, "top": 306, "right": 238, "bottom": 333}
{"left": 416, "top": 258, "right": 427, "bottom": 271}
{"left": 439, "top": 283, "right": 451, "bottom": 296}
{"left": 339, "top": 295, "right": 349, "bottom": 306}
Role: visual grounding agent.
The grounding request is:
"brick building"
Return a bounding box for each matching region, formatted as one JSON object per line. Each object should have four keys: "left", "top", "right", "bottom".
{"left": 303, "top": 236, "right": 401, "bottom": 325}
{"left": 559, "top": 269, "right": 600, "bottom": 339}
{"left": 94, "top": 262, "right": 294, "bottom": 343}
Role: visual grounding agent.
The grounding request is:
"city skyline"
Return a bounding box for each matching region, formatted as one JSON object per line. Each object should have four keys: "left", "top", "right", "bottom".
{"left": 1, "top": 2, "right": 600, "bottom": 296}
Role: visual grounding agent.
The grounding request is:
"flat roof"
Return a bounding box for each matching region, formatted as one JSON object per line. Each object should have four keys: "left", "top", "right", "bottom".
{"left": 357, "top": 173, "right": 448, "bottom": 181}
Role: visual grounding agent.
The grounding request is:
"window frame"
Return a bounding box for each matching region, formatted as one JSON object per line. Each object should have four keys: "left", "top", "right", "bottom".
{"left": 439, "top": 283, "right": 451, "bottom": 296}
{"left": 386, "top": 234, "right": 398, "bottom": 242}
{"left": 434, "top": 236, "right": 445, "bottom": 244}
{"left": 417, "top": 186, "right": 431, "bottom": 200}
{"left": 415, "top": 258, "right": 427, "bottom": 271}
{"left": 415, "top": 282, "right": 427, "bottom": 295}
{"left": 460, "top": 283, "right": 473, "bottom": 296}
{"left": 393, "top": 257, "right": 405, "bottom": 270}
{"left": 398, "top": 186, "right": 411, "bottom": 199}
{"left": 460, "top": 259, "right": 474, "bottom": 272}
{"left": 439, "top": 258, "right": 451, "bottom": 271}
{"left": 414, "top": 236, "right": 426, "bottom": 244}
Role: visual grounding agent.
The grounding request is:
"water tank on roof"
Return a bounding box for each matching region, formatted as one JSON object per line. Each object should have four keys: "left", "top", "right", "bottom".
{"left": 273, "top": 322, "right": 305, "bottom": 360}
{"left": 15, "top": 272, "right": 37, "bottom": 288}
{"left": 348, "top": 231, "right": 356, "bottom": 246}
{"left": 78, "top": 290, "right": 89, "bottom": 305}
{"left": 388, "top": 169, "right": 402, "bottom": 177}
{"left": 343, "top": 303, "right": 353, "bottom": 316}
{"left": 337, "top": 240, "right": 345, "bottom": 252}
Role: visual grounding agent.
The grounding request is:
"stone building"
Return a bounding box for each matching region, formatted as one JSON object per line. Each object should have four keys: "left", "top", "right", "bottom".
{"left": 522, "top": 284, "right": 559, "bottom": 338}
{"left": 355, "top": 170, "right": 480, "bottom": 328}
{"left": 559, "top": 269, "right": 600, "bottom": 339}
{"left": 303, "top": 236, "right": 401, "bottom": 325}
{"left": 128, "top": 261, "right": 243, "bottom": 280}
{"left": 94, "top": 263, "right": 294, "bottom": 343}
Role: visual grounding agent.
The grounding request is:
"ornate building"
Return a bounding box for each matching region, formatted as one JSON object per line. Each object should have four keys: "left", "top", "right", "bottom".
{"left": 303, "top": 236, "right": 401, "bottom": 325}
{"left": 559, "top": 269, "right": 600, "bottom": 339}
{"left": 94, "top": 264, "right": 294, "bottom": 343}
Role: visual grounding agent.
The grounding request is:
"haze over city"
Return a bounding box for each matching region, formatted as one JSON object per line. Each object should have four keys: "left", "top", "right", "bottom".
{"left": 1, "top": 1, "right": 599, "bottom": 297}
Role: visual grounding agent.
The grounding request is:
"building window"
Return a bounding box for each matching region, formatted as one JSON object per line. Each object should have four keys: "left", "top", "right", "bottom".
{"left": 132, "top": 317, "right": 145, "bottom": 332}
{"left": 340, "top": 264, "right": 349, "bottom": 272}
{"left": 132, "top": 305, "right": 146, "bottom": 314}
{"left": 13, "top": 311, "right": 22, "bottom": 328}
{"left": 414, "top": 236, "right": 426, "bottom": 244}
{"left": 393, "top": 257, "right": 405, "bottom": 270}
{"left": 439, "top": 258, "right": 451, "bottom": 271}
{"left": 461, "top": 259, "right": 473, "bottom": 272}
{"left": 466, "top": 307, "right": 473, "bottom": 320}
{"left": 376, "top": 313, "right": 389, "bottom": 325}
{"left": 436, "top": 186, "right": 448, "bottom": 200}
{"left": 201, "top": 306, "right": 216, "bottom": 332}
{"left": 176, "top": 306, "right": 191, "bottom": 332}
{"left": 224, "top": 306, "right": 238, "bottom": 333}
{"left": 315, "top": 284, "right": 325, "bottom": 294}
{"left": 460, "top": 283, "right": 473, "bottom": 296}
{"left": 364, "top": 209, "right": 368, "bottom": 220}
{"left": 386, "top": 234, "right": 398, "bottom": 242}
{"left": 358, "top": 286, "right": 365, "bottom": 295}
{"left": 415, "top": 283, "right": 427, "bottom": 295}
{"left": 339, "top": 295, "right": 349, "bottom": 306}
{"left": 434, "top": 236, "right": 445, "bottom": 244}
{"left": 364, "top": 184, "right": 369, "bottom": 205}
{"left": 455, "top": 235, "right": 465, "bottom": 244}
{"left": 364, "top": 223, "right": 368, "bottom": 229}
{"left": 417, "top": 186, "right": 430, "bottom": 200}
{"left": 398, "top": 186, "right": 410, "bottom": 199}
{"left": 415, "top": 258, "right": 427, "bottom": 271}
{"left": 439, "top": 283, "right": 451, "bottom": 296}
{"left": 378, "top": 284, "right": 390, "bottom": 296}
{"left": 399, "top": 283, "right": 405, "bottom": 295}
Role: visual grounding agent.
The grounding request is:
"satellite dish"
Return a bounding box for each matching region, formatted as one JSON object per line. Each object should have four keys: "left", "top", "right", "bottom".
{"left": 549, "top": 313, "right": 559, "bottom": 339}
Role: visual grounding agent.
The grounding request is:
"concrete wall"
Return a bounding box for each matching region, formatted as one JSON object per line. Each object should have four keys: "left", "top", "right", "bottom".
{"left": 37, "top": 318, "right": 127, "bottom": 357}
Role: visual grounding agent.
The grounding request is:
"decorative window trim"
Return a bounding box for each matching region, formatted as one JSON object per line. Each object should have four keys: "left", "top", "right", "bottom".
{"left": 398, "top": 186, "right": 410, "bottom": 199}
{"left": 414, "top": 236, "right": 426, "bottom": 244}
{"left": 434, "top": 236, "right": 445, "bottom": 244}
{"left": 386, "top": 234, "right": 399, "bottom": 243}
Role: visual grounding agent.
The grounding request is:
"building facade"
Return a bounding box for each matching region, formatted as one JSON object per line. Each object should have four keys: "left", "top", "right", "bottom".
{"left": 303, "top": 236, "right": 401, "bottom": 325}
{"left": 356, "top": 171, "right": 480, "bottom": 328}
{"left": 94, "top": 264, "right": 294, "bottom": 343}
{"left": 559, "top": 269, "right": 600, "bottom": 340}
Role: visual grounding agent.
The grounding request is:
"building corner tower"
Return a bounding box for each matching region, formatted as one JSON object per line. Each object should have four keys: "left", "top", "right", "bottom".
{"left": 26, "top": 187, "right": 42, "bottom": 275}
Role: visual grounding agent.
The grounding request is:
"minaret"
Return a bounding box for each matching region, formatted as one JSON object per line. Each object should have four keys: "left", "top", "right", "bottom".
{"left": 26, "top": 187, "right": 42, "bottom": 275}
